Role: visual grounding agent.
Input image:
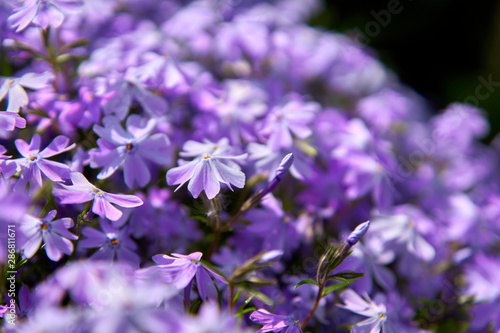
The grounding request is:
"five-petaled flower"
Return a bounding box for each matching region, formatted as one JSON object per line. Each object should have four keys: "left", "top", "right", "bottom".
{"left": 250, "top": 309, "right": 303, "bottom": 333}
{"left": 166, "top": 138, "right": 247, "bottom": 199}
{"left": 53, "top": 172, "right": 143, "bottom": 221}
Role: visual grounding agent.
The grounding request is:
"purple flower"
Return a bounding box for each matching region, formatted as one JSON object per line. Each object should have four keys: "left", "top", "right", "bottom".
{"left": 90, "top": 115, "right": 171, "bottom": 188}
{"left": 12, "top": 134, "right": 75, "bottom": 189}
{"left": 259, "top": 95, "right": 320, "bottom": 151}
{"left": 249, "top": 309, "right": 303, "bottom": 333}
{"left": 139, "top": 252, "right": 226, "bottom": 300}
{"left": 0, "top": 72, "right": 53, "bottom": 112}
{"left": 8, "top": 0, "right": 83, "bottom": 32}
{"left": 166, "top": 138, "right": 246, "bottom": 199}
{"left": 53, "top": 172, "right": 143, "bottom": 221}
{"left": 346, "top": 220, "right": 370, "bottom": 248}
{"left": 338, "top": 289, "right": 388, "bottom": 333}
{"left": 0, "top": 111, "right": 26, "bottom": 131}
{"left": 79, "top": 221, "right": 140, "bottom": 267}
{"left": 20, "top": 210, "right": 77, "bottom": 261}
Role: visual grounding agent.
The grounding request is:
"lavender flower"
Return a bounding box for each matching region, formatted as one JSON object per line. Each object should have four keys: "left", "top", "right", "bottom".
{"left": 346, "top": 220, "right": 370, "bottom": 249}
{"left": 90, "top": 115, "right": 171, "bottom": 188}
{"left": 12, "top": 134, "right": 75, "bottom": 189}
{"left": 20, "top": 210, "right": 77, "bottom": 261}
{"left": 249, "top": 309, "right": 303, "bottom": 333}
{"left": 166, "top": 138, "right": 247, "bottom": 199}
{"left": 8, "top": 0, "right": 83, "bottom": 32}
{"left": 138, "top": 252, "right": 226, "bottom": 300}
{"left": 338, "top": 289, "right": 388, "bottom": 333}
{"left": 79, "top": 221, "right": 140, "bottom": 267}
{"left": 0, "top": 72, "right": 53, "bottom": 112}
{"left": 53, "top": 172, "right": 143, "bottom": 221}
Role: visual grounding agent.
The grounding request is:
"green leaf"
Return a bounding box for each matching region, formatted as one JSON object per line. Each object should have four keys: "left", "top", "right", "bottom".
{"left": 330, "top": 270, "right": 365, "bottom": 280}
{"left": 322, "top": 281, "right": 351, "bottom": 297}
{"left": 246, "top": 287, "right": 273, "bottom": 305}
{"left": 327, "top": 276, "right": 349, "bottom": 284}
{"left": 294, "top": 279, "right": 321, "bottom": 289}
{"left": 235, "top": 294, "right": 255, "bottom": 317}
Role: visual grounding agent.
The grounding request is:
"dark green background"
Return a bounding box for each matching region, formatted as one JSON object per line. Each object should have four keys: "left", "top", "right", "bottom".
{"left": 311, "top": 0, "right": 500, "bottom": 141}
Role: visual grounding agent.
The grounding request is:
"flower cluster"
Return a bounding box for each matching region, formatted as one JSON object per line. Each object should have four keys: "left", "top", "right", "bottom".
{"left": 0, "top": 0, "right": 499, "bottom": 332}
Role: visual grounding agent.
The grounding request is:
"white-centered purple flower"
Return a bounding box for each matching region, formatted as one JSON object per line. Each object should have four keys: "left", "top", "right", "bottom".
{"left": 79, "top": 221, "right": 140, "bottom": 267}
{"left": 53, "top": 172, "right": 143, "bottom": 221}
{"left": 0, "top": 72, "right": 53, "bottom": 112}
{"left": 8, "top": 0, "right": 83, "bottom": 32}
{"left": 90, "top": 115, "right": 171, "bottom": 189}
{"left": 12, "top": 134, "right": 75, "bottom": 189}
{"left": 166, "top": 138, "right": 247, "bottom": 199}
{"left": 20, "top": 210, "right": 77, "bottom": 261}
{"left": 138, "top": 251, "right": 227, "bottom": 300}
{"left": 249, "top": 309, "right": 303, "bottom": 333}
{"left": 338, "top": 289, "right": 388, "bottom": 333}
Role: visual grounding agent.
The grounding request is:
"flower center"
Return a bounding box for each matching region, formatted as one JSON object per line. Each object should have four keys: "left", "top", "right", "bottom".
{"left": 29, "top": 155, "right": 36, "bottom": 161}
{"left": 125, "top": 143, "right": 133, "bottom": 150}
{"left": 41, "top": 223, "right": 48, "bottom": 230}
{"left": 203, "top": 153, "right": 210, "bottom": 159}
{"left": 110, "top": 239, "right": 119, "bottom": 246}
{"left": 92, "top": 188, "right": 104, "bottom": 195}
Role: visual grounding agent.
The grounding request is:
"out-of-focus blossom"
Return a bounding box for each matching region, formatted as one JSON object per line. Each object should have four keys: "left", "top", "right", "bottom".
{"left": 0, "top": 72, "right": 53, "bottom": 112}
{"left": 0, "top": 111, "right": 26, "bottom": 131}
{"left": 249, "top": 309, "right": 303, "bottom": 333}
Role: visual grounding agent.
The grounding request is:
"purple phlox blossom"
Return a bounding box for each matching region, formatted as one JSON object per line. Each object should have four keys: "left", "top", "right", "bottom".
{"left": 0, "top": 71, "right": 54, "bottom": 112}
{"left": 8, "top": 0, "right": 83, "bottom": 32}
{"left": 12, "top": 133, "right": 75, "bottom": 190}
{"left": 0, "top": 145, "right": 18, "bottom": 179}
{"left": 464, "top": 252, "right": 500, "bottom": 303}
{"left": 90, "top": 115, "right": 171, "bottom": 188}
{"left": 137, "top": 252, "right": 227, "bottom": 301}
{"left": 103, "top": 69, "right": 168, "bottom": 120}
{"left": 338, "top": 289, "right": 388, "bottom": 333}
{"left": 166, "top": 138, "right": 247, "bottom": 199}
{"left": 259, "top": 153, "right": 294, "bottom": 197}
{"left": 79, "top": 220, "right": 140, "bottom": 267}
{"left": 248, "top": 143, "right": 312, "bottom": 181}
{"left": 249, "top": 308, "right": 303, "bottom": 333}
{"left": 20, "top": 210, "right": 77, "bottom": 261}
{"left": 0, "top": 111, "right": 26, "bottom": 131}
{"left": 259, "top": 95, "right": 320, "bottom": 151}
{"left": 53, "top": 172, "right": 143, "bottom": 221}
{"left": 369, "top": 207, "right": 436, "bottom": 262}
{"left": 14, "top": 306, "right": 79, "bottom": 333}
{"left": 346, "top": 220, "right": 370, "bottom": 249}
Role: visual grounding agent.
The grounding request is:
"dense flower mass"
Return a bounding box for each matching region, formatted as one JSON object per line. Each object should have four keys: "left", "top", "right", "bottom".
{"left": 0, "top": 0, "right": 499, "bottom": 332}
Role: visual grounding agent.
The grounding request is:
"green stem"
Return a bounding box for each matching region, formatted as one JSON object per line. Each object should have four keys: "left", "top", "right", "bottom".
{"left": 300, "top": 276, "right": 326, "bottom": 330}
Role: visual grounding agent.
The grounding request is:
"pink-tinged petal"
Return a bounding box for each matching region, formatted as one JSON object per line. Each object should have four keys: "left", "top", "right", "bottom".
{"left": 92, "top": 196, "right": 123, "bottom": 221}
{"left": 166, "top": 159, "right": 199, "bottom": 189}
{"left": 93, "top": 116, "right": 131, "bottom": 145}
{"left": 17, "top": 72, "right": 54, "bottom": 89}
{"left": 33, "top": 5, "right": 64, "bottom": 29}
{"left": 211, "top": 159, "right": 245, "bottom": 190}
{"left": 31, "top": 164, "right": 43, "bottom": 187}
{"left": 196, "top": 265, "right": 216, "bottom": 300}
{"left": 123, "top": 154, "right": 150, "bottom": 188}
{"left": 68, "top": 172, "right": 95, "bottom": 189}
{"left": 338, "top": 289, "right": 379, "bottom": 317}
{"left": 29, "top": 134, "right": 42, "bottom": 152}
{"left": 202, "top": 266, "right": 227, "bottom": 284}
{"left": 103, "top": 85, "right": 133, "bottom": 120}
{"left": 38, "top": 135, "right": 75, "bottom": 158}
{"left": 36, "top": 159, "right": 71, "bottom": 181}
{"left": 0, "top": 112, "right": 26, "bottom": 131}
{"left": 15, "top": 138, "right": 31, "bottom": 157}
{"left": 79, "top": 228, "right": 106, "bottom": 248}
{"left": 53, "top": 187, "right": 94, "bottom": 204}
{"left": 133, "top": 85, "right": 167, "bottom": 116}
{"left": 351, "top": 316, "right": 383, "bottom": 333}
{"left": 7, "top": 84, "right": 28, "bottom": 112}
{"left": 187, "top": 160, "right": 219, "bottom": 199}
{"left": 152, "top": 254, "right": 176, "bottom": 265}
{"left": 105, "top": 192, "right": 143, "bottom": 208}
{"left": 172, "top": 263, "right": 197, "bottom": 289}
{"left": 8, "top": 2, "right": 38, "bottom": 32}
{"left": 138, "top": 133, "right": 171, "bottom": 164}
{"left": 173, "top": 252, "right": 203, "bottom": 261}
{"left": 43, "top": 210, "right": 58, "bottom": 222}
